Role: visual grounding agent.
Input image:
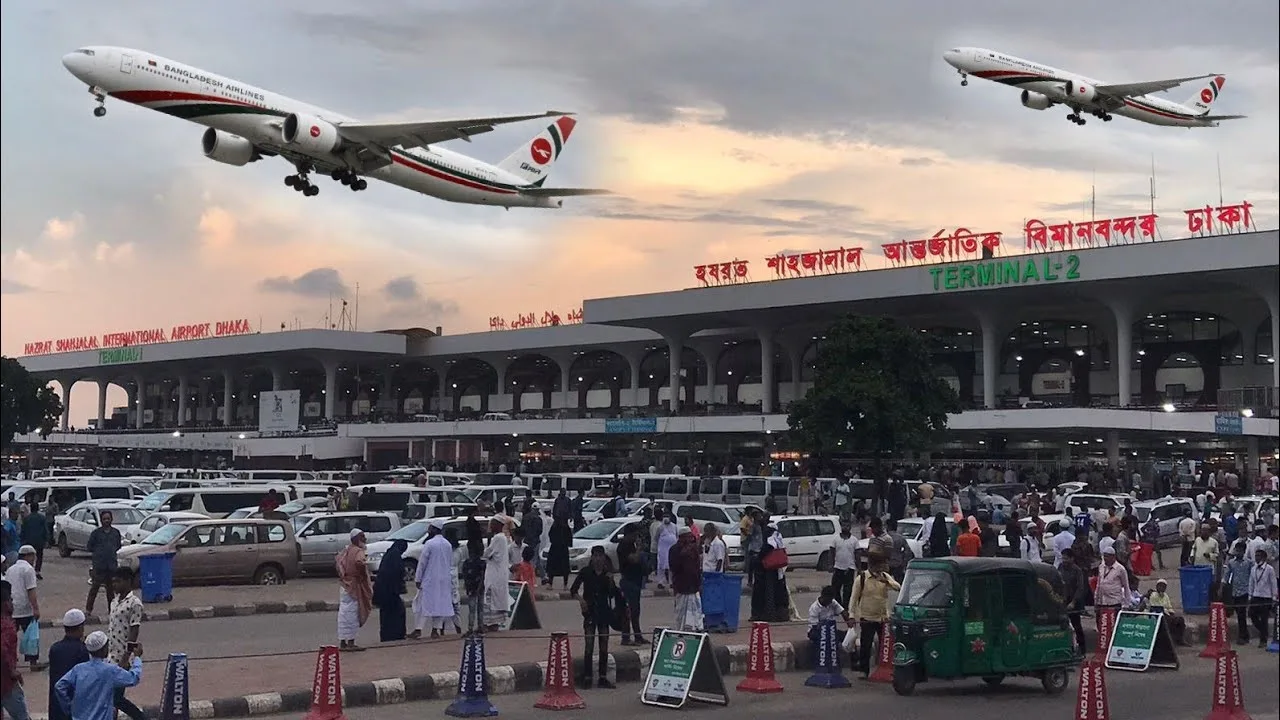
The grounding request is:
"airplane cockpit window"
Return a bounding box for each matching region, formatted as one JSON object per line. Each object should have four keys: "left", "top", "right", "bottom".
{"left": 75, "top": 49, "right": 96, "bottom": 56}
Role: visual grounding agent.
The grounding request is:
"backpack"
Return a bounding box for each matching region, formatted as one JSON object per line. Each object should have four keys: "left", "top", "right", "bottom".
{"left": 602, "top": 498, "right": 618, "bottom": 519}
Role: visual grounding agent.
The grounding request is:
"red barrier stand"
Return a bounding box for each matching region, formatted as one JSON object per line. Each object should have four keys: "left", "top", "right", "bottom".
{"left": 868, "top": 623, "right": 894, "bottom": 683}
{"left": 1205, "top": 650, "right": 1252, "bottom": 720}
{"left": 1200, "top": 602, "right": 1230, "bottom": 660}
{"left": 736, "top": 621, "right": 783, "bottom": 694}
{"left": 1094, "top": 607, "right": 1117, "bottom": 663}
{"left": 304, "top": 646, "right": 347, "bottom": 720}
{"left": 534, "top": 632, "right": 585, "bottom": 711}
{"left": 1074, "top": 659, "right": 1110, "bottom": 720}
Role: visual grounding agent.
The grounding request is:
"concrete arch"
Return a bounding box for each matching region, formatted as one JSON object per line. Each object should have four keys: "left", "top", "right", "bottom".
{"left": 387, "top": 362, "right": 440, "bottom": 415}
{"left": 1255, "top": 315, "right": 1274, "bottom": 364}
{"left": 1131, "top": 311, "right": 1244, "bottom": 366}
{"left": 444, "top": 358, "right": 498, "bottom": 413}
{"left": 569, "top": 350, "right": 630, "bottom": 410}
{"left": 1002, "top": 318, "right": 1104, "bottom": 374}
{"left": 504, "top": 354, "right": 561, "bottom": 412}
{"left": 637, "top": 346, "right": 706, "bottom": 408}
{"left": 1018, "top": 352, "right": 1091, "bottom": 406}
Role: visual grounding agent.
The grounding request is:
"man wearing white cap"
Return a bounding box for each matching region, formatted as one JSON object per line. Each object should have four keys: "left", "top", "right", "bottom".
{"left": 409, "top": 520, "right": 454, "bottom": 639}
{"left": 335, "top": 528, "right": 373, "bottom": 651}
{"left": 54, "top": 630, "right": 142, "bottom": 720}
{"left": 3, "top": 545, "right": 42, "bottom": 671}
{"left": 47, "top": 610, "right": 90, "bottom": 720}
{"left": 1094, "top": 545, "right": 1131, "bottom": 611}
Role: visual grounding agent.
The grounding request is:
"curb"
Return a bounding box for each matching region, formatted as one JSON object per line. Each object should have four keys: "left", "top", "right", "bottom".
{"left": 39, "top": 584, "right": 829, "bottom": 629}
{"left": 39, "top": 619, "right": 1203, "bottom": 720}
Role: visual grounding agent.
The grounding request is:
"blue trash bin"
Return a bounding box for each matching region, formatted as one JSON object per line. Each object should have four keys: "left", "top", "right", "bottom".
{"left": 1179, "top": 564, "right": 1213, "bottom": 615}
{"left": 701, "top": 572, "right": 743, "bottom": 633}
{"left": 139, "top": 552, "right": 175, "bottom": 603}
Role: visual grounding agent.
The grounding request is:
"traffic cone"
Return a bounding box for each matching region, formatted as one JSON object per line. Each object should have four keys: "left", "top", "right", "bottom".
{"left": 1200, "top": 602, "right": 1230, "bottom": 660}
{"left": 868, "top": 623, "right": 894, "bottom": 683}
{"left": 736, "top": 622, "right": 783, "bottom": 694}
{"left": 1094, "top": 607, "right": 1117, "bottom": 663}
{"left": 159, "top": 653, "right": 190, "bottom": 720}
{"left": 446, "top": 633, "right": 498, "bottom": 718}
{"left": 303, "top": 646, "right": 347, "bottom": 720}
{"left": 804, "top": 621, "right": 850, "bottom": 689}
{"left": 1074, "top": 658, "right": 1110, "bottom": 720}
{"left": 534, "top": 632, "right": 585, "bottom": 710}
{"left": 1205, "top": 650, "right": 1251, "bottom": 720}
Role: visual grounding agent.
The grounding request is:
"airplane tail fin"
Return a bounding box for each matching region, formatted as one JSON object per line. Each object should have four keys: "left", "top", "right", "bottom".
{"left": 497, "top": 116, "right": 577, "bottom": 186}
{"left": 1187, "top": 75, "right": 1226, "bottom": 115}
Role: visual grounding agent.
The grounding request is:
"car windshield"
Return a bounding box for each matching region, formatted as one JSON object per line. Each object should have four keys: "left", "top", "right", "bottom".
{"left": 226, "top": 508, "right": 255, "bottom": 519}
{"left": 143, "top": 523, "right": 189, "bottom": 545}
{"left": 102, "top": 507, "right": 146, "bottom": 525}
{"left": 387, "top": 521, "right": 430, "bottom": 542}
{"left": 1134, "top": 507, "right": 1153, "bottom": 522}
{"left": 583, "top": 499, "right": 609, "bottom": 512}
{"left": 575, "top": 521, "right": 626, "bottom": 540}
{"left": 897, "top": 568, "right": 954, "bottom": 607}
{"left": 897, "top": 520, "right": 926, "bottom": 539}
{"left": 136, "top": 491, "right": 173, "bottom": 512}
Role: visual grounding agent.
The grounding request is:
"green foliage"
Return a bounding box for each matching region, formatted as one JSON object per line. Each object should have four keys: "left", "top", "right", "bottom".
{"left": 787, "top": 315, "right": 962, "bottom": 457}
{"left": 1, "top": 355, "right": 63, "bottom": 448}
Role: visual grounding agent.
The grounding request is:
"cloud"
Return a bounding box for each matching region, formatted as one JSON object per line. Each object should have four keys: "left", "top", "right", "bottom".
{"left": 383, "top": 275, "right": 420, "bottom": 302}
{"left": 900, "top": 157, "right": 936, "bottom": 167}
{"left": 1, "top": 278, "right": 34, "bottom": 294}
{"left": 259, "top": 268, "right": 351, "bottom": 298}
{"left": 42, "top": 213, "right": 84, "bottom": 242}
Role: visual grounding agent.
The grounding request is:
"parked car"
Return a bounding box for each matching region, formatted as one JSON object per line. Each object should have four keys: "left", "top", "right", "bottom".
{"left": 55, "top": 502, "right": 149, "bottom": 556}
{"left": 544, "top": 517, "right": 648, "bottom": 573}
{"left": 364, "top": 515, "right": 513, "bottom": 579}
{"left": 117, "top": 518, "right": 300, "bottom": 585}
{"left": 581, "top": 497, "right": 652, "bottom": 525}
{"left": 1063, "top": 493, "right": 1134, "bottom": 518}
{"left": 772, "top": 515, "right": 840, "bottom": 570}
{"left": 293, "top": 511, "right": 401, "bottom": 572}
{"left": 1132, "top": 498, "right": 1197, "bottom": 547}
{"left": 124, "top": 511, "right": 208, "bottom": 545}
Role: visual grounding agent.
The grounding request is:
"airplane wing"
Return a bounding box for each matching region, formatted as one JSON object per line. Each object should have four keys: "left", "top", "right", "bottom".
{"left": 337, "top": 111, "right": 572, "bottom": 150}
{"left": 520, "top": 188, "right": 614, "bottom": 197}
{"left": 1093, "top": 74, "right": 1217, "bottom": 98}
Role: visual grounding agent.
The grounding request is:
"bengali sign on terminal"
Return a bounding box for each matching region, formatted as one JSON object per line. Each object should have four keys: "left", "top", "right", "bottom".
{"left": 928, "top": 253, "right": 1081, "bottom": 293}
{"left": 605, "top": 417, "right": 659, "bottom": 434}
{"left": 23, "top": 318, "right": 253, "bottom": 356}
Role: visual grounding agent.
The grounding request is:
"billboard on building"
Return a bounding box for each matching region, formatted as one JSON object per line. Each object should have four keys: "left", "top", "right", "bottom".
{"left": 258, "top": 390, "right": 301, "bottom": 433}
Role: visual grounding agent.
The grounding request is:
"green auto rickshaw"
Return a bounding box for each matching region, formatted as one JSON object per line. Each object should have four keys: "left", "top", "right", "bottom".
{"left": 890, "top": 557, "right": 1080, "bottom": 696}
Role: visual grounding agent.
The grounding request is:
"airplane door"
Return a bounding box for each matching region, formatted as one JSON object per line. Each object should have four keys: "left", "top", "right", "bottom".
{"left": 119, "top": 53, "right": 134, "bottom": 74}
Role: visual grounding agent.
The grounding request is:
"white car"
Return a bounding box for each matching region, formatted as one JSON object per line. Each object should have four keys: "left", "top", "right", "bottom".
{"left": 1063, "top": 493, "right": 1134, "bottom": 518}
{"left": 772, "top": 515, "right": 841, "bottom": 570}
{"left": 581, "top": 497, "right": 651, "bottom": 525}
{"left": 55, "top": 502, "right": 149, "bottom": 556}
{"left": 125, "top": 511, "right": 209, "bottom": 545}
{"left": 547, "top": 517, "right": 648, "bottom": 573}
{"left": 365, "top": 515, "right": 514, "bottom": 579}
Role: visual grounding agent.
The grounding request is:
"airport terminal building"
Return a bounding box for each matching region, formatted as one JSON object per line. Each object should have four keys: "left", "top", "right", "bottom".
{"left": 12, "top": 229, "right": 1280, "bottom": 474}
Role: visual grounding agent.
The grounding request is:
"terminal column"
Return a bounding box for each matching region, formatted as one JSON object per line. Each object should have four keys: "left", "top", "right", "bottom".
{"left": 759, "top": 331, "right": 776, "bottom": 414}
{"left": 560, "top": 364, "right": 573, "bottom": 411}
{"left": 323, "top": 361, "right": 338, "bottom": 420}
{"left": 271, "top": 366, "right": 284, "bottom": 392}
{"left": 979, "top": 317, "right": 1000, "bottom": 409}
{"left": 702, "top": 348, "right": 718, "bottom": 404}
{"left": 96, "top": 380, "right": 108, "bottom": 429}
{"left": 788, "top": 345, "right": 803, "bottom": 403}
{"left": 177, "top": 376, "right": 189, "bottom": 427}
{"left": 665, "top": 335, "right": 684, "bottom": 413}
{"left": 222, "top": 370, "right": 235, "bottom": 426}
{"left": 58, "top": 378, "right": 74, "bottom": 431}
{"left": 134, "top": 376, "right": 146, "bottom": 429}
{"left": 1106, "top": 430, "right": 1120, "bottom": 469}
{"left": 1110, "top": 302, "right": 1134, "bottom": 408}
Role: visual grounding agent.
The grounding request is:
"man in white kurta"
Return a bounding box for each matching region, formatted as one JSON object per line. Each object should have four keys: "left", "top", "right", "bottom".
{"left": 411, "top": 522, "right": 456, "bottom": 638}
{"left": 482, "top": 519, "right": 511, "bottom": 629}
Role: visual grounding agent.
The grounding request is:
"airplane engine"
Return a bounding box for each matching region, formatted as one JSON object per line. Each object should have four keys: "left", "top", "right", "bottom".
{"left": 1062, "top": 80, "right": 1098, "bottom": 104}
{"left": 282, "top": 113, "right": 343, "bottom": 154}
{"left": 1020, "top": 90, "right": 1055, "bottom": 111}
{"left": 201, "top": 128, "right": 257, "bottom": 166}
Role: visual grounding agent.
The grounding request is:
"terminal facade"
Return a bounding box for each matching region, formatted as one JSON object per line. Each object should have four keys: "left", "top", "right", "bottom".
{"left": 12, "top": 231, "right": 1280, "bottom": 473}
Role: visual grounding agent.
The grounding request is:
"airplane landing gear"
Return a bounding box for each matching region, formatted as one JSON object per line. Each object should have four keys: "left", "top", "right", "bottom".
{"left": 330, "top": 169, "right": 368, "bottom": 191}
{"left": 93, "top": 106, "right": 106, "bottom": 118}
{"left": 89, "top": 86, "right": 107, "bottom": 117}
{"left": 285, "top": 173, "right": 319, "bottom": 197}
{"left": 1067, "top": 112, "right": 1086, "bottom": 125}
{"left": 957, "top": 69, "right": 969, "bottom": 87}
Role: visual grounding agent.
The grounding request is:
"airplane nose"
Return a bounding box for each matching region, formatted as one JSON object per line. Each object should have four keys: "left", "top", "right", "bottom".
{"left": 62, "top": 52, "right": 92, "bottom": 80}
{"left": 943, "top": 50, "right": 960, "bottom": 67}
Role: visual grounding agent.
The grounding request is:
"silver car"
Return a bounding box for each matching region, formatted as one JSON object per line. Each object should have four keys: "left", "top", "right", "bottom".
{"left": 55, "top": 502, "right": 148, "bottom": 556}
{"left": 293, "top": 511, "right": 401, "bottom": 572}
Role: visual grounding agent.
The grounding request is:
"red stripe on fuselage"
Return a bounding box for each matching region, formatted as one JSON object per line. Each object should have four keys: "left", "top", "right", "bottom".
{"left": 112, "top": 89, "right": 260, "bottom": 108}
{"left": 392, "top": 154, "right": 518, "bottom": 195}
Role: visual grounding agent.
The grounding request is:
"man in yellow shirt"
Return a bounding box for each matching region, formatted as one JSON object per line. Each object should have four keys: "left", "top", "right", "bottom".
{"left": 850, "top": 555, "right": 900, "bottom": 679}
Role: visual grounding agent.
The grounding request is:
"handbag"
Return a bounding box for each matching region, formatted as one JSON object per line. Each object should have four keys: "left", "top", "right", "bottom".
{"left": 20, "top": 620, "right": 40, "bottom": 658}
{"left": 762, "top": 546, "right": 790, "bottom": 571}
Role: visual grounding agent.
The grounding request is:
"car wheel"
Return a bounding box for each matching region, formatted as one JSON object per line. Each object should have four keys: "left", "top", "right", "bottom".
{"left": 58, "top": 534, "right": 72, "bottom": 558}
{"left": 254, "top": 564, "right": 285, "bottom": 585}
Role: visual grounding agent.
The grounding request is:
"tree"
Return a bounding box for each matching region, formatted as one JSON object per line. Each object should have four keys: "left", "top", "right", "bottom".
{"left": 787, "top": 315, "right": 962, "bottom": 461}
{"left": 1, "top": 355, "right": 63, "bottom": 448}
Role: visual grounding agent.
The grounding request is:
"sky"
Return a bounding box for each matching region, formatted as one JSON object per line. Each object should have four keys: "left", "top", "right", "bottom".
{"left": 2, "top": 0, "right": 1278, "bottom": 424}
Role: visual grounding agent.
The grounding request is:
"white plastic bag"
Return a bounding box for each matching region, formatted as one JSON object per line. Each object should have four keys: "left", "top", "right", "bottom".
{"left": 841, "top": 626, "right": 859, "bottom": 653}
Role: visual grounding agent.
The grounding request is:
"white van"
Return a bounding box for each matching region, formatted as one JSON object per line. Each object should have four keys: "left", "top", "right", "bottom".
{"left": 425, "top": 471, "right": 475, "bottom": 488}
{"left": 538, "top": 473, "right": 599, "bottom": 499}
{"left": 480, "top": 412, "right": 512, "bottom": 421}
{"left": 4, "top": 481, "right": 143, "bottom": 509}
{"left": 737, "top": 476, "right": 790, "bottom": 509}
{"left": 135, "top": 486, "right": 329, "bottom": 518}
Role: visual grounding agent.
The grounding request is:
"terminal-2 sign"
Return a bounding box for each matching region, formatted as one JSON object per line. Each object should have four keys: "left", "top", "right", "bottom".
{"left": 928, "top": 253, "right": 1081, "bottom": 293}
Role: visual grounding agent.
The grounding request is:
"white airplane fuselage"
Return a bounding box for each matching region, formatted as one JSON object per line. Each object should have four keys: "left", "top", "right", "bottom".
{"left": 944, "top": 47, "right": 1224, "bottom": 128}
{"left": 62, "top": 46, "right": 563, "bottom": 207}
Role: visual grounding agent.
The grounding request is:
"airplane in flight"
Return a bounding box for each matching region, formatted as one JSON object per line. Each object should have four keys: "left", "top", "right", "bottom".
{"left": 61, "top": 46, "right": 610, "bottom": 207}
{"left": 942, "top": 47, "right": 1246, "bottom": 128}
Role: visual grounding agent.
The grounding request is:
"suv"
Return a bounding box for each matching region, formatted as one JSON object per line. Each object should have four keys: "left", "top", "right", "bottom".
{"left": 116, "top": 518, "right": 300, "bottom": 585}
{"left": 293, "top": 511, "right": 401, "bottom": 571}
{"left": 1063, "top": 493, "right": 1134, "bottom": 518}
{"left": 1132, "top": 498, "right": 1197, "bottom": 547}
